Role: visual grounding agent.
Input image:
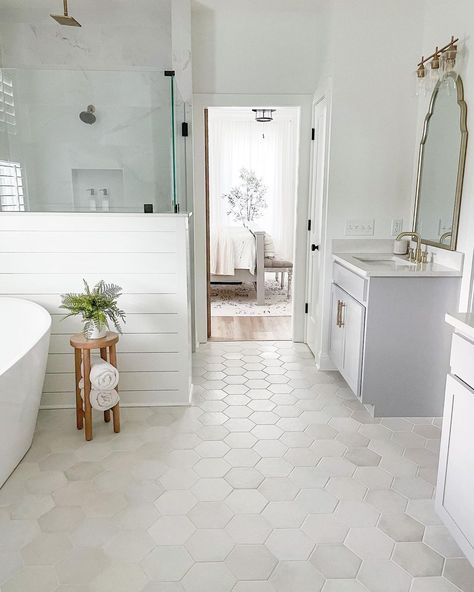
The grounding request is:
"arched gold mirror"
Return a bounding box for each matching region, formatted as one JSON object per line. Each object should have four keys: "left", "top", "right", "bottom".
{"left": 413, "top": 73, "right": 468, "bottom": 250}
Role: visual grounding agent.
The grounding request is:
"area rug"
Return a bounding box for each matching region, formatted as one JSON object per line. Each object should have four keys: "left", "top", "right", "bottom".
{"left": 210, "top": 277, "right": 292, "bottom": 316}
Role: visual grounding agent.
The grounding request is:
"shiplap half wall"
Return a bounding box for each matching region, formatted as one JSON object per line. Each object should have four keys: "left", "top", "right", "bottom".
{"left": 0, "top": 213, "right": 193, "bottom": 408}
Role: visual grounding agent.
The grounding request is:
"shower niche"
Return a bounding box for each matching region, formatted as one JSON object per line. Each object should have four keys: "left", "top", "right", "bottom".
{"left": 72, "top": 169, "right": 124, "bottom": 212}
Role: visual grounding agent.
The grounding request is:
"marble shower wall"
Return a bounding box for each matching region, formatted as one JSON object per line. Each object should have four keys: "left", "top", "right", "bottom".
{"left": 0, "top": 0, "right": 192, "bottom": 213}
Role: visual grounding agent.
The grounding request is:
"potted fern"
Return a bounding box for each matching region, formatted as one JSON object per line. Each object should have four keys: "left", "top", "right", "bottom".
{"left": 60, "top": 280, "right": 126, "bottom": 339}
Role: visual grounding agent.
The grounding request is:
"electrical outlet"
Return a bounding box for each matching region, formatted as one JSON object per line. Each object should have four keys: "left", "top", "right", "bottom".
{"left": 345, "top": 219, "right": 375, "bottom": 236}
{"left": 391, "top": 219, "right": 403, "bottom": 236}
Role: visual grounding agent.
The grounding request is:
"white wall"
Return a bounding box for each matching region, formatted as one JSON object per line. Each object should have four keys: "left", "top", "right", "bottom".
{"left": 0, "top": 213, "right": 192, "bottom": 408}
{"left": 192, "top": 0, "right": 328, "bottom": 95}
{"left": 315, "top": 0, "right": 426, "bottom": 367}
{"left": 419, "top": 1, "right": 474, "bottom": 312}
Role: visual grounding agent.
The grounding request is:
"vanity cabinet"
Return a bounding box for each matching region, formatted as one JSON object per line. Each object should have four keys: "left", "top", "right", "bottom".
{"left": 437, "top": 320, "right": 474, "bottom": 565}
{"left": 329, "top": 284, "right": 365, "bottom": 396}
{"left": 329, "top": 260, "right": 460, "bottom": 417}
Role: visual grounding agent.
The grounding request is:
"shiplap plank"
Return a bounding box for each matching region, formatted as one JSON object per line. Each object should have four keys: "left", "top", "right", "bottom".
{"left": 44, "top": 371, "right": 181, "bottom": 392}
{"left": 0, "top": 253, "right": 177, "bottom": 274}
{"left": 0, "top": 275, "right": 177, "bottom": 294}
{"left": 46, "top": 352, "right": 181, "bottom": 373}
{"left": 41, "top": 390, "right": 191, "bottom": 409}
{"left": 49, "top": 333, "right": 180, "bottom": 354}
{"left": 51, "top": 314, "right": 179, "bottom": 335}
{"left": 0, "top": 213, "right": 188, "bottom": 232}
{"left": 8, "top": 294, "right": 180, "bottom": 314}
{"left": 0, "top": 231, "right": 177, "bottom": 253}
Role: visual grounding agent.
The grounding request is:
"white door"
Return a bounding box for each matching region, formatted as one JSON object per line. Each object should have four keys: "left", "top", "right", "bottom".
{"left": 306, "top": 98, "right": 328, "bottom": 357}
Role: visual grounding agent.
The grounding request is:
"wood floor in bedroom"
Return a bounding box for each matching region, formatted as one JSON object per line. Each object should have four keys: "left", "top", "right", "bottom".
{"left": 210, "top": 315, "right": 292, "bottom": 341}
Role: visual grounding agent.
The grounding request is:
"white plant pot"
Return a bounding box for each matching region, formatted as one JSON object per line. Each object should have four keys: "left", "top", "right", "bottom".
{"left": 88, "top": 326, "right": 107, "bottom": 340}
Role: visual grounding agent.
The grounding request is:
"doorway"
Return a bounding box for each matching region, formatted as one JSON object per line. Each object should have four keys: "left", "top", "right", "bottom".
{"left": 205, "top": 106, "right": 300, "bottom": 341}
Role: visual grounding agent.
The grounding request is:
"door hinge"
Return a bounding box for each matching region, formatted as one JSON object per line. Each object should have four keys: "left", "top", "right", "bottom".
{"left": 311, "top": 128, "right": 315, "bottom": 141}
{"left": 307, "top": 219, "right": 311, "bottom": 231}
{"left": 305, "top": 303, "right": 309, "bottom": 314}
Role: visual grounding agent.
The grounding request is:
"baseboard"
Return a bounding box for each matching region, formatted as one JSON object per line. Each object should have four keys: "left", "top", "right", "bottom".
{"left": 316, "top": 352, "right": 337, "bottom": 371}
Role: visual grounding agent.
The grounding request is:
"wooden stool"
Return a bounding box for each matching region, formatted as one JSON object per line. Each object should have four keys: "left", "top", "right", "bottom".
{"left": 70, "top": 332, "right": 121, "bottom": 441}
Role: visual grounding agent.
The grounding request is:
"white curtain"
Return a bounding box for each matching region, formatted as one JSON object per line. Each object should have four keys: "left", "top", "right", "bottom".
{"left": 208, "top": 108, "right": 298, "bottom": 261}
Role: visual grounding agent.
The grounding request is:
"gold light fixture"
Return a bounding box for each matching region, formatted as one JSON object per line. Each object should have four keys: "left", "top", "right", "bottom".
{"left": 50, "top": 0, "right": 82, "bottom": 27}
{"left": 415, "top": 36, "right": 459, "bottom": 95}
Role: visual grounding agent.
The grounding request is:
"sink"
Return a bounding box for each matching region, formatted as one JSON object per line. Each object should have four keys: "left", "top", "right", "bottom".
{"left": 353, "top": 255, "right": 417, "bottom": 269}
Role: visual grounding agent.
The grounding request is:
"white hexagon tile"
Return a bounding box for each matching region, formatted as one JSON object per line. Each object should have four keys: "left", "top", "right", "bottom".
{"left": 0, "top": 340, "right": 472, "bottom": 592}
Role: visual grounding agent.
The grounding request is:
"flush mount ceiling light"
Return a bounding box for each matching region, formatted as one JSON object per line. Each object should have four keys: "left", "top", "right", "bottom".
{"left": 50, "top": 0, "right": 82, "bottom": 27}
{"left": 415, "top": 36, "right": 460, "bottom": 96}
{"left": 252, "top": 108, "right": 276, "bottom": 123}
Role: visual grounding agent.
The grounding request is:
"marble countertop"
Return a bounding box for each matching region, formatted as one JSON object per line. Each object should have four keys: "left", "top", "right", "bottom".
{"left": 334, "top": 253, "right": 462, "bottom": 278}
{"left": 446, "top": 312, "right": 474, "bottom": 340}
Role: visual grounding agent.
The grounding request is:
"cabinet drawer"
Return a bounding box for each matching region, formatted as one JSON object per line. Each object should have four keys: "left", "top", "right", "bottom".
{"left": 450, "top": 332, "right": 474, "bottom": 389}
{"left": 333, "top": 262, "right": 367, "bottom": 303}
{"left": 437, "top": 374, "right": 474, "bottom": 562}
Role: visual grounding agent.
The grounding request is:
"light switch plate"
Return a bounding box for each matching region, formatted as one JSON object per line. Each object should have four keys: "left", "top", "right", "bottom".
{"left": 345, "top": 219, "right": 375, "bottom": 236}
{"left": 391, "top": 219, "right": 404, "bottom": 236}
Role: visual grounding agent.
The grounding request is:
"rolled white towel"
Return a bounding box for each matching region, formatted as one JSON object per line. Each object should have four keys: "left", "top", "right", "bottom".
{"left": 84, "top": 358, "right": 119, "bottom": 390}
{"left": 81, "top": 388, "right": 120, "bottom": 411}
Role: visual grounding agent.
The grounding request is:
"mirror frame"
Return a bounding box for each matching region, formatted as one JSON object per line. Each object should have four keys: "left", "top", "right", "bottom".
{"left": 413, "top": 73, "right": 468, "bottom": 251}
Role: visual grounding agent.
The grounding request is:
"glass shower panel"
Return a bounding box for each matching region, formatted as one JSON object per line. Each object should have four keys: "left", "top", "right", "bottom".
{"left": 173, "top": 84, "right": 190, "bottom": 213}
{"left": 0, "top": 68, "right": 176, "bottom": 213}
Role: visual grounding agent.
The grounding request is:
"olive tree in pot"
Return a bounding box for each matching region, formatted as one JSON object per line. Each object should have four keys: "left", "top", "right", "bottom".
{"left": 60, "top": 279, "right": 126, "bottom": 339}
{"left": 222, "top": 168, "right": 268, "bottom": 229}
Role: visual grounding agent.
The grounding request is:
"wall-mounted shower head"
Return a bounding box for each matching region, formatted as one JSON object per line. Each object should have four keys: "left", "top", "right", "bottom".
{"left": 79, "top": 105, "right": 96, "bottom": 125}
{"left": 51, "top": 0, "right": 81, "bottom": 27}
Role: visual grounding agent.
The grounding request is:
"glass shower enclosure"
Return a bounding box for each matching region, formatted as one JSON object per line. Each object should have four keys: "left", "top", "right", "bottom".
{"left": 0, "top": 67, "right": 187, "bottom": 213}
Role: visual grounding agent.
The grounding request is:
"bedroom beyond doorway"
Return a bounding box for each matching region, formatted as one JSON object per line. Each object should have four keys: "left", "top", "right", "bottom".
{"left": 205, "top": 106, "right": 300, "bottom": 341}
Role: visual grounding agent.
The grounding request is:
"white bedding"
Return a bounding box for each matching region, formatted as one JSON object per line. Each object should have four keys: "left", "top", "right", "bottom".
{"left": 210, "top": 227, "right": 256, "bottom": 276}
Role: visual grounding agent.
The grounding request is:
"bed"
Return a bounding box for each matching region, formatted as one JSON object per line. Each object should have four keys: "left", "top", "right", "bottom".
{"left": 210, "top": 227, "right": 266, "bottom": 305}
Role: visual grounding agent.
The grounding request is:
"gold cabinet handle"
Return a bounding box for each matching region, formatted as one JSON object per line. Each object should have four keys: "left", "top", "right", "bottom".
{"left": 336, "top": 300, "right": 342, "bottom": 327}
{"left": 339, "top": 301, "right": 346, "bottom": 327}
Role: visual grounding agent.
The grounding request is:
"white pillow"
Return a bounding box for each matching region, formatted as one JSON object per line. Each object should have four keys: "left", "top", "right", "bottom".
{"left": 264, "top": 234, "right": 276, "bottom": 258}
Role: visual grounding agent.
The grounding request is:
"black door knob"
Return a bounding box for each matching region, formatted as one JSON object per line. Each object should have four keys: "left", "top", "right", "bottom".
{"left": 311, "top": 244, "right": 319, "bottom": 251}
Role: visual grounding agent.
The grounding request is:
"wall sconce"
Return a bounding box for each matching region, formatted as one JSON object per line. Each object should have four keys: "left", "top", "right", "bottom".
{"left": 415, "top": 36, "right": 460, "bottom": 96}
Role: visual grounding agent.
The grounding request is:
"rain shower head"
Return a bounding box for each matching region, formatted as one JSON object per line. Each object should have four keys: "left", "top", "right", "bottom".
{"left": 80, "top": 105, "right": 96, "bottom": 125}
{"left": 51, "top": 0, "right": 81, "bottom": 27}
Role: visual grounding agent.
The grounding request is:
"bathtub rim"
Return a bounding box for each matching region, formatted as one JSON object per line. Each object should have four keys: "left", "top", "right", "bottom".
{"left": 0, "top": 297, "right": 52, "bottom": 377}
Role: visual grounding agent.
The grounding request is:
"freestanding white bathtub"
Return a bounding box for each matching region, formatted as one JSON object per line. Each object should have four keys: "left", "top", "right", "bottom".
{"left": 0, "top": 297, "right": 51, "bottom": 487}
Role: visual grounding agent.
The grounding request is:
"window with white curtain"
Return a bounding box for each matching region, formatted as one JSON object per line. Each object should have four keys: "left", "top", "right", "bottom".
{"left": 208, "top": 107, "right": 299, "bottom": 261}
{"left": 0, "top": 160, "right": 25, "bottom": 211}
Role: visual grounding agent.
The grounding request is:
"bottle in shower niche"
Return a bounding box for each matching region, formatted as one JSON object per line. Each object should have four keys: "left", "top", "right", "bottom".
{"left": 100, "top": 188, "right": 110, "bottom": 212}
{"left": 87, "top": 188, "right": 97, "bottom": 211}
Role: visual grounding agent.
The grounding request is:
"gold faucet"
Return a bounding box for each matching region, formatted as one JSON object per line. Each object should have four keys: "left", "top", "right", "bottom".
{"left": 396, "top": 231, "right": 423, "bottom": 263}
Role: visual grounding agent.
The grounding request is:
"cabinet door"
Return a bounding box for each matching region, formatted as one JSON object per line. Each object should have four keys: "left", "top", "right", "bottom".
{"left": 329, "top": 284, "right": 345, "bottom": 372}
{"left": 340, "top": 290, "right": 365, "bottom": 396}
{"left": 437, "top": 374, "right": 474, "bottom": 562}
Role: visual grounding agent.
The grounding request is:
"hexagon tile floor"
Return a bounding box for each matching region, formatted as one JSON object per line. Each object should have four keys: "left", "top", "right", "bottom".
{"left": 1, "top": 341, "right": 473, "bottom": 592}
